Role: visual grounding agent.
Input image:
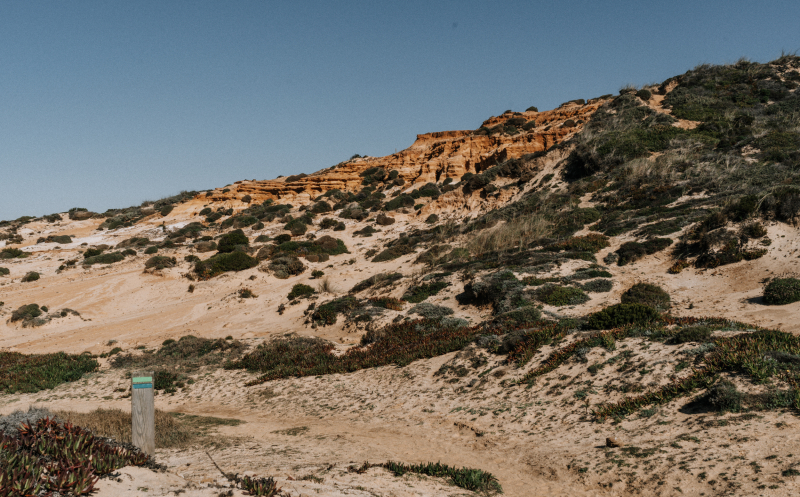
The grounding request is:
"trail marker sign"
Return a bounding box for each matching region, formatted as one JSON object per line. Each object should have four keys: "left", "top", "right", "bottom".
{"left": 131, "top": 371, "right": 155, "bottom": 455}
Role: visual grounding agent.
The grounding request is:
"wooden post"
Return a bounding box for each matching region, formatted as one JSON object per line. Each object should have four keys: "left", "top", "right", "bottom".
{"left": 131, "top": 371, "right": 155, "bottom": 455}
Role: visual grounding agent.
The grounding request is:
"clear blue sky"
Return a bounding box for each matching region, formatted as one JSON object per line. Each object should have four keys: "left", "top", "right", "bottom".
{"left": 2, "top": 1, "right": 799, "bottom": 219}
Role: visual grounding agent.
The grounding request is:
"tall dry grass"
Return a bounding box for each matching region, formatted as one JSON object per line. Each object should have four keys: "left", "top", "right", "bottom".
{"left": 53, "top": 408, "right": 194, "bottom": 448}
{"left": 466, "top": 214, "right": 552, "bottom": 257}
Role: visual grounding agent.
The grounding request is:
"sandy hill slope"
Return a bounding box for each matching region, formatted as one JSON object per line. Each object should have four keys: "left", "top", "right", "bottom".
{"left": 1, "top": 54, "right": 800, "bottom": 496}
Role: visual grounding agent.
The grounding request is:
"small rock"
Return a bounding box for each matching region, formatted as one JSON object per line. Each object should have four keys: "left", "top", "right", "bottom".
{"left": 606, "top": 437, "right": 622, "bottom": 448}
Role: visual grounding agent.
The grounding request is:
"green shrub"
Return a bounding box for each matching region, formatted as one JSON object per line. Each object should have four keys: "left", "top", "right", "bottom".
{"left": 621, "top": 282, "right": 671, "bottom": 310}
{"left": 312, "top": 296, "right": 359, "bottom": 325}
{"left": 535, "top": 285, "right": 589, "bottom": 306}
{"left": 543, "top": 233, "right": 609, "bottom": 253}
{"left": 84, "top": 252, "right": 126, "bottom": 265}
{"left": 585, "top": 303, "right": 660, "bottom": 329}
{"left": 310, "top": 201, "right": 332, "bottom": 213}
{"left": 409, "top": 303, "right": 454, "bottom": 319}
{"left": 21, "top": 272, "right": 40, "bottom": 283}
{"left": 764, "top": 278, "right": 800, "bottom": 305}
{"left": 49, "top": 235, "right": 72, "bottom": 244}
{"left": 372, "top": 245, "right": 414, "bottom": 262}
{"left": 706, "top": 380, "right": 742, "bottom": 412}
{"left": 636, "top": 89, "right": 652, "bottom": 101}
{"left": 494, "top": 306, "right": 542, "bottom": 326}
{"left": 425, "top": 214, "right": 439, "bottom": 224}
{"left": 615, "top": 238, "right": 672, "bottom": 266}
{"left": 160, "top": 205, "right": 174, "bottom": 216}
{"left": 582, "top": 279, "right": 613, "bottom": 292}
{"left": 123, "top": 248, "right": 137, "bottom": 256}
{"left": 311, "top": 270, "right": 324, "bottom": 279}
{"left": 83, "top": 248, "right": 104, "bottom": 258}
{"left": 10, "top": 304, "right": 42, "bottom": 322}
{"left": 268, "top": 256, "right": 306, "bottom": 279}
{"left": 403, "top": 282, "right": 449, "bottom": 303}
{"left": 740, "top": 221, "right": 768, "bottom": 239}
{"left": 672, "top": 325, "right": 713, "bottom": 344}
{"left": 144, "top": 246, "right": 158, "bottom": 255}
{"left": 194, "top": 252, "right": 258, "bottom": 279}
{"left": 384, "top": 194, "right": 415, "bottom": 211}
{"left": 0, "top": 267, "right": 8, "bottom": 276}
{"left": 319, "top": 218, "right": 339, "bottom": 230}
{"left": 288, "top": 284, "right": 315, "bottom": 300}
{"left": 0, "top": 351, "right": 98, "bottom": 393}
{"left": 199, "top": 207, "right": 212, "bottom": 216}
{"left": 0, "top": 248, "right": 27, "bottom": 259}
{"left": 350, "top": 272, "right": 403, "bottom": 293}
{"left": 217, "top": 229, "right": 249, "bottom": 253}
{"left": 274, "top": 234, "right": 292, "bottom": 244}
{"left": 145, "top": 256, "right": 177, "bottom": 270}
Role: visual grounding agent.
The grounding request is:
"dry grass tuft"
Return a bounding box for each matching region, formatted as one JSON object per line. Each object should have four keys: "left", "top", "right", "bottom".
{"left": 52, "top": 408, "right": 194, "bottom": 448}
{"left": 316, "top": 276, "right": 339, "bottom": 294}
{"left": 467, "top": 214, "right": 552, "bottom": 257}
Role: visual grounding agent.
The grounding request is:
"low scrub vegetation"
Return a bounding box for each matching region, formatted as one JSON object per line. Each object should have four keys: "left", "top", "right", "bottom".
{"left": 195, "top": 251, "right": 258, "bottom": 279}
{"left": 0, "top": 351, "right": 98, "bottom": 393}
{"left": 621, "top": 282, "right": 671, "bottom": 310}
{"left": 764, "top": 278, "right": 800, "bottom": 305}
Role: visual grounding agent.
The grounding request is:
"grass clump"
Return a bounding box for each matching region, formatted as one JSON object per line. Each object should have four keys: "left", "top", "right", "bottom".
{"left": 0, "top": 267, "right": 8, "bottom": 276}
{"left": 21, "top": 271, "right": 40, "bottom": 282}
{"left": 110, "top": 335, "right": 246, "bottom": 372}
{"left": 409, "top": 302, "right": 454, "bottom": 319}
{"left": 764, "top": 278, "right": 800, "bottom": 305}
{"left": 543, "top": 233, "right": 609, "bottom": 253}
{"left": 403, "top": 281, "right": 449, "bottom": 303}
{"left": 288, "top": 284, "right": 315, "bottom": 300}
{"left": 535, "top": 285, "right": 589, "bottom": 306}
{"left": 581, "top": 279, "right": 613, "bottom": 293}
{"left": 10, "top": 304, "right": 42, "bottom": 322}
{"left": 585, "top": 303, "right": 660, "bottom": 329}
{"left": 194, "top": 252, "right": 258, "bottom": 280}
{"left": 268, "top": 256, "right": 306, "bottom": 279}
{"left": 372, "top": 245, "right": 415, "bottom": 262}
{"left": 369, "top": 297, "right": 404, "bottom": 310}
{"left": 84, "top": 252, "right": 127, "bottom": 265}
{"left": 0, "top": 351, "right": 98, "bottom": 393}
{"left": 671, "top": 325, "right": 713, "bottom": 344}
{"left": 621, "top": 282, "right": 670, "bottom": 311}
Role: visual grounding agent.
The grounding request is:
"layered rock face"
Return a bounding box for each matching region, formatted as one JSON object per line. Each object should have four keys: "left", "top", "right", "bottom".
{"left": 203, "top": 100, "right": 603, "bottom": 204}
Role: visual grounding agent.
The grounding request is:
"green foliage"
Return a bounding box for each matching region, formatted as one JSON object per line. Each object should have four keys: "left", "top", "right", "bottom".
{"left": 543, "top": 233, "right": 609, "bottom": 253}
{"left": 160, "top": 205, "right": 174, "bottom": 216}
{"left": 535, "top": 285, "right": 589, "bottom": 307}
{"left": 144, "top": 246, "right": 158, "bottom": 255}
{"left": 268, "top": 256, "right": 306, "bottom": 279}
{"left": 381, "top": 461, "right": 502, "bottom": 494}
{"left": 194, "top": 251, "right": 258, "bottom": 279}
{"left": 581, "top": 278, "right": 613, "bottom": 293}
{"left": 0, "top": 351, "right": 98, "bottom": 393}
{"left": 615, "top": 238, "right": 672, "bottom": 266}
{"left": 0, "top": 248, "right": 27, "bottom": 259}
{"left": 10, "top": 304, "right": 42, "bottom": 322}
{"left": 21, "top": 272, "right": 40, "bottom": 283}
{"left": 372, "top": 244, "right": 414, "bottom": 262}
{"left": 217, "top": 229, "right": 249, "bottom": 253}
{"left": 409, "top": 302, "right": 454, "bottom": 319}
{"left": 384, "top": 194, "right": 415, "bottom": 211}
{"left": 585, "top": 303, "right": 660, "bottom": 329}
{"left": 311, "top": 270, "right": 324, "bottom": 279}
{"left": 764, "top": 278, "right": 800, "bottom": 305}
{"left": 145, "top": 256, "right": 177, "bottom": 270}
{"left": 403, "top": 282, "right": 449, "bottom": 303}
{"left": 621, "top": 283, "right": 671, "bottom": 311}
{"left": 0, "top": 267, "right": 8, "bottom": 276}
{"left": 350, "top": 272, "right": 403, "bottom": 293}
{"left": 288, "top": 284, "right": 315, "bottom": 300}
{"left": 227, "top": 318, "right": 489, "bottom": 384}
{"left": 84, "top": 252, "right": 126, "bottom": 265}
{"left": 311, "top": 296, "right": 359, "bottom": 325}
{"left": 672, "top": 325, "right": 713, "bottom": 344}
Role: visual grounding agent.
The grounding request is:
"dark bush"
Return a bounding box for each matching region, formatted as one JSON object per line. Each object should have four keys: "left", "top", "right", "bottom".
{"left": 194, "top": 252, "right": 258, "bottom": 279}
{"left": 671, "top": 325, "right": 713, "bottom": 344}
{"left": 615, "top": 238, "right": 672, "bottom": 266}
{"left": 217, "top": 229, "right": 249, "bottom": 253}
{"left": 764, "top": 278, "right": 800, "bottom": 305}
{"left": 83, "top": 248, "right": 104, "bottom": 259}
{"left": 0, "top": 267, "right": 8, "bottom": 276}
{"left": 372, "top": 245, "right": 414, "bottom": 262}
{"left": 621, "top": 282, "right": 670, "bottom": 311}
{"left": 288, "top": 284, "right": 315, "bottom": 300}
{"left": 636, "top": 89, "right": 652, "bottom": 101}
{"left": 319, "top": 218, "right": 339, "bottom": 229}
{"left": 705, "top": 380, "right": 742, "bottom": 412}
{"left": 268, "top": 256, "right": 306, "bottom": 279}
{"left": 376, "top": 214, "right": 395, "bottom": 226}
{"left": 384, "top": 194, "right": 415, "bottom": 211}
{"left": 740, "top": 221, "right": 767, "bottom": 239}
{"left": 350, "top": 272, "right": 403, "bottom": 293}
{"left": 0, "top": 248, "right": 27, "bottom": 259}
{"left": 544, "top": 234, "right": 609, "bottom": 253}
{"left": 241, "top": 194, "right": 252, "bottom": 203}
{"left": 145, "top": 256, "right": 177, "bottom": 270}
{"left": 581, "top": 279, "right": 613, "bottom": 292}
{"left": 310, "top": 201, "right": 332, "bottom": 213}
{"left": 10, "top": 304, "right": 42, "bottom": 322}
{"left": 312, "top": 296, "right": 359, "bottom": 325}
{"left": 311, "top": 270, "right": 324, "bottom": 279}
{"left": 84, "top": 252, "right": 127, "bottom": 265}
{"left": 403, "top": 282, "right": 449, "bottom": 303}
{"left": 274, "top": 234, "right": 292, "bottom": 244}
{"left": 535, "top": 285, "right": 589, "bottom": 306}
{"left": 409, "top": 302, "right": 454, "bottom": 319}
{"left": 526, "top": 106, "right": 539, "bottom": 112}
{"left": 585, "top": 303, "right": 660, "bottom": 329}
{"left": 160, "top": 205, "right": 174, "bottom": 216}
{"left": 425, "top": 214, "right": 439, "bottom": 224}
{"left": 144, "top": 246, "right": 158, "bottom": 255}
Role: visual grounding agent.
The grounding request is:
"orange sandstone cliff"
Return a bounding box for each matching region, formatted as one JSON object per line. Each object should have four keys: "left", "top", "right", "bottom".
{"left": 203, "top": 100, "right": 603, "bottom": 204}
